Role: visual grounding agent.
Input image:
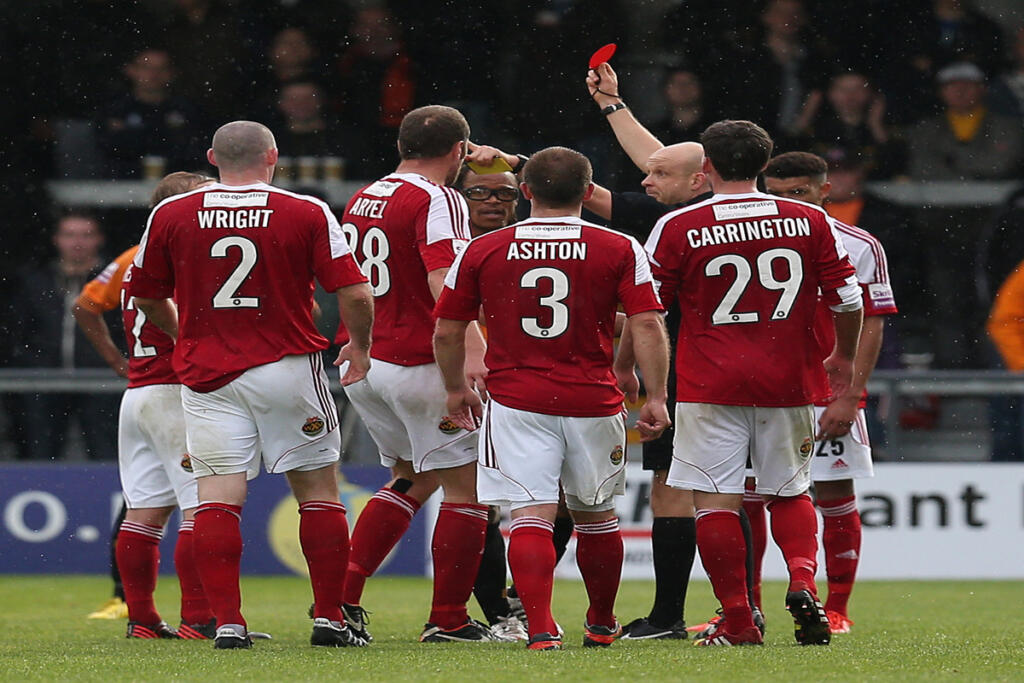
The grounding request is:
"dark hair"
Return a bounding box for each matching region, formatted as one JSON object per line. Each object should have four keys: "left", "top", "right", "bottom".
{"left": 397, "top": 105, "right": 469, "bottom": 160}
{"left": 53, "top": 209, "right": 102, "bottom": 236}
{"left": 150, "top": 171, "right": 213, "bottom": 207}
{"left": 764, "top": 151, "right": 828, "bottom": 181}
{"left": 700, "top": 120, "right": 774, "bottom": 181}
{"left": 523, "top": 146, "right": 592, "bottom": 207}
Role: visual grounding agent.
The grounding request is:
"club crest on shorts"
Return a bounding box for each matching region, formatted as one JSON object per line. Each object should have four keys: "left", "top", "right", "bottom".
{"left": 180, "top": 453, "right": 193, "bottom": 472}
{"left": 302, "top": 416, "right": 325, "bottom": 436}
{"left": 799, "top": 437, "right": 813, "bottom": 457}
{"left": 610, "top": 445, "right": 624, "bottom": 465}
{"left": 438, "top": 417, "right": 462, "bottom": 435}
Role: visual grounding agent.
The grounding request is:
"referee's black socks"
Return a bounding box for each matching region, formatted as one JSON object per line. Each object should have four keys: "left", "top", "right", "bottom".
{"left": 647, "top": 516, "right": 696, "bottom": 627}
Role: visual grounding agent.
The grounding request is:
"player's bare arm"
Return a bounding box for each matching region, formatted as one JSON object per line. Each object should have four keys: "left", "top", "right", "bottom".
{"left": 334, "top": 281, "right": 374, "bottom": 386}
{"left": 132, "top": 297, "right": 179, "bottom": 340}
{"left": 432, "top": 317, "right": 482, "bottom": 432}
{"left": 429, "top": 267, "right": 488, "bottom": 398}
{"left": 627, "top": 310, "right": 672, "bottom": 441}
{"left": 72, "top": 303, "right": 129, "bottom": 378}
{"left": 818, "top": 307, "right": 864, "bottom": 439}
{"left": 613, "top": 318, "right": 640, "bottom": 403}
{"left": 818, "top": 315, "right": 885, "bottom": 439}
{"left": 586, "top": 62, "right": 664, "bottom": 171}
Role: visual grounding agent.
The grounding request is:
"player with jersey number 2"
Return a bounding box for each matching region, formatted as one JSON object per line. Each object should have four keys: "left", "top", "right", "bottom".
{"left": 128, "top": 121, "right": 375, "bottom": 650}
{"left": 434, "top": 147, "right": 672, "bottom": 651}
{"left": 638, "top": 120, "right": 864, "bottom": 647}
{"left": 335, "top": 105, "right": 498, "bottom": 644}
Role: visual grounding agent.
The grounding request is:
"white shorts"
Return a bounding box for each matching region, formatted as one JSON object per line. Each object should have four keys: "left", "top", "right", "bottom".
{"left": 810, "top": 406, "right": 873, "bottom": 481}
{"left": 118, "top": 384, "right": 198, "bottom": 510}
{"left": 477, "top": 399, "right": 626, "bottom": 510}
{"left": 182, "top": 353, "right": 341, "bottom": 477}
{"left": 668, "top": 402, "right": 815, "bottom": 497}
{"left": 341, "top": 359, "right": 477, "bottom": 473}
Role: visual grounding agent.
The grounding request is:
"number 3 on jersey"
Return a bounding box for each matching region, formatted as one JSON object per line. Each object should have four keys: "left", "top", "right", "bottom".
{"left": 706, "top": 248, "right": 803, "bottom": 325}
{"left": 521, "top": 267, "right": 569, "bottom": 338}
{"left": 341, "top": 222, "right": 391, "bottom": 296}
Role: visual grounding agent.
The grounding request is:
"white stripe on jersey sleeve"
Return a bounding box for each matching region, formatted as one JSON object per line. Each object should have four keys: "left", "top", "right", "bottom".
{"left": 397, "top": 174, "right": 471, "bottom": 244}
{"left": 443, "top": 243, "right": 471, "bottom": 289}
{"left": 324, "top": 204, "right": 353, "bottom": 259}
{"left": 627, "top": 235, "right": 654, "bottom": 286}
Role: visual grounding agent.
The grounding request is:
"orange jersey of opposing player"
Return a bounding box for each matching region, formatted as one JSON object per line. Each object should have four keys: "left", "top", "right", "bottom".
{"left": 76, "top": 246, "right": 178, "bottom": 388}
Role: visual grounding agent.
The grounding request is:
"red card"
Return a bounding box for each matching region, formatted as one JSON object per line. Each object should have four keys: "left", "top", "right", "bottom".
{"left": 588, "top": 43, "right": 617, "bottom": 70}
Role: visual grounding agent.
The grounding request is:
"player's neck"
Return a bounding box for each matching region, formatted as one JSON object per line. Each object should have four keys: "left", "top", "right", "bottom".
{"left": 395, "top": 159, "right": 451, "bottom": 186}
{"left": 530, "top": 205, "right": 581, "bottom": 219}
{"left": 710, "top": 179, "right": 759, "bottom": 195}
{"left": 217, "top": 170, "right": 272, "bottom": 186}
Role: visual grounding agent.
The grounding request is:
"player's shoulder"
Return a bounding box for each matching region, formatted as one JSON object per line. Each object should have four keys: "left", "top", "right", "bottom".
{"left": 831, "top": 218, "right": 883, "bottom": 248}
{"left": 382, "top": 173, "right": 463, "bottom": 205}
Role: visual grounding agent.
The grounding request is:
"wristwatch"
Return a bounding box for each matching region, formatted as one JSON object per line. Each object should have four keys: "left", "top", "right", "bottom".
{"left": 601, "top": 102, "right": 628, "bottom": 116}
{"left": 515, "top": 154, "right": 530, "bottom": 172}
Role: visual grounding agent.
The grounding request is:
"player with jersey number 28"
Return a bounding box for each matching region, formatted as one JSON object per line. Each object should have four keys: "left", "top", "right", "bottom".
{"left": 335, "top": 105, "right": 498, "bottom": 644}
{"left": 434, "top": 146, "right": 672, "bottom": 651}
{"left": 128, "top": 121, "right": 375, "bottom": 650}
{"left": 637, "top": 120, "right": 864, "bottom": 647}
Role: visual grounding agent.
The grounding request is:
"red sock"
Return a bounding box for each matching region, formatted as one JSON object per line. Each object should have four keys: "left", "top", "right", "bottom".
{"left": 695, "top": 510, "right": 755, "bottom": 631}
{"left": 299, "top": 500, "right": 349, "bottom": 623}
{"left": 818, "top": 495, "right": 861, "bottom": 615}
{"left": 743, "top": 483, "right": 767, "bottom": 609}
{"left": 429, "top": 502, "right": 488, "bottom": 629}
{"left": 193, "top": 502, "right": 245, "bottom": 627}
{"left": 574, "top": 518, "right": 623, "bottom": 628}
{"left": 116, "top": 521, "right": 164, "bottom": 625}
{"left": 343, "top": 487, "right": 420, "bottom": 605}
{"left": 767, "top": 494, "right": 819, "bottom": 595}
{"left": 507, "top": 517, "right": 558, "bottom": 638}
{"left": 174, "top": 520, "right": 212, "bottom": 625}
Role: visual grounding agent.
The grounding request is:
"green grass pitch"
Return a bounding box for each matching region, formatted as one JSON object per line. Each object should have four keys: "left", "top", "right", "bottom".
{"left": 1, "top": 576, "right": 1021, "bottom": 682}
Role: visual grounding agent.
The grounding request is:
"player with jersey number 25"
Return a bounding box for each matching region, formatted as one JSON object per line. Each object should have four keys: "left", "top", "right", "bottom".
{"left": 128, "top": 120, "right": 375, "bottom": 650}
{"left": 636, "top": 120, "right": 864, "bottom": 647}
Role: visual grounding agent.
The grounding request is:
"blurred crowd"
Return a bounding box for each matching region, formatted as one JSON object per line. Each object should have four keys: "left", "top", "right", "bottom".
{"left": 2, "top": 0, "right": 1024, "bottom": 460}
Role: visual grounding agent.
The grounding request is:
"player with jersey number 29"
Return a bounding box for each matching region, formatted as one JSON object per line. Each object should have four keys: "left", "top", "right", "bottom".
{"left": 335, "top": 105, "right": 498, "bottom": 644}
{"left": 128, "top": 121, "right": 374, "bottom": 650}
{"left": 638, "top": 120, "right": 864, "bottom": 647}
{"left": 434, "top": 147, "right": 672, "bottom": 651}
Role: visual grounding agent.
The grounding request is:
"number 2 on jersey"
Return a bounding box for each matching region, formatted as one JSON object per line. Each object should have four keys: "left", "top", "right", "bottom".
{"left": 520, "top": 267, "right": 569, "bottom": 338}
{"left": 706, "top": 248, "right": 803, "bottom": 325}
{"left": 341, "top": 222, "right": 391, "bottom": 296}
{"left": 120, "top": 288, "right": 157, "bottom": 358}
{"left": 210, "top": 236, "right": 259, "bottom": 308}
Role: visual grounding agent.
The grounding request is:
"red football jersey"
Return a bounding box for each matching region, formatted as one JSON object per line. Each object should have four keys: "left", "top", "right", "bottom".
{"left": 127, "top": 182, "right": 367, "bottom": 392}
{"left": 813, "top": 219, "right": 898, "bottom": 406}
{"left": 645, "top": 192, "right": 862, "bottom": 407}
{"left": 334, "top": 173, "right": 471, "bottom": 366}
{"left": 77, "top": 246, "right": 178, "bottom": 388}
{"left": 435, "top": 216, "right": 663, "bottom": 417}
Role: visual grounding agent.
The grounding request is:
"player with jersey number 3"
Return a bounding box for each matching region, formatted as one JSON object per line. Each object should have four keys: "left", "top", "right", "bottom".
{"left": 128, "top": 121, "right": 375, "bottom": 650}
{"left": 635, "top": 120, "right": 864, "bottom": 647}
{"left": 434, "top": 146, "right": 672, "bottom": 651}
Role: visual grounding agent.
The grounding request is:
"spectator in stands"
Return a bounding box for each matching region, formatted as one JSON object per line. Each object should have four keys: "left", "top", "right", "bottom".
{"left": 908, "top": 62, "right": 1024, "bottom": 180}
{"left": 9, "top": 211, "right": 123, "bottom": 461}
{"left": 792, "top": 70, "right": 906, "bottom": 179}
{"left": 271, "top": 79, "right": 369, "bottom": 179}
{"left": 985, "top": 259, "right": 1024, "bottom": 462}
{"left": 989, "top": 26, "right": 1024, "bottom": 119}
{"left": 162, "top": 0, "right": 253, "bottom": 121}
{"left": 330, "top": 7, "right": 415, "bottom": 180}
{"left": 252, "top": 27, "right": 325, "bottom": 123}
{"left": 648, "top": 67, "right": 716, "bottom": 146}
{"left": 906, "top": 0, "right": 1007, "bottom": 85}
{"left": 96, "top": 48, "right": 206, "bottom": 179}
{"left": 719, "top": 0, "right": 826, "bottom": 136}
